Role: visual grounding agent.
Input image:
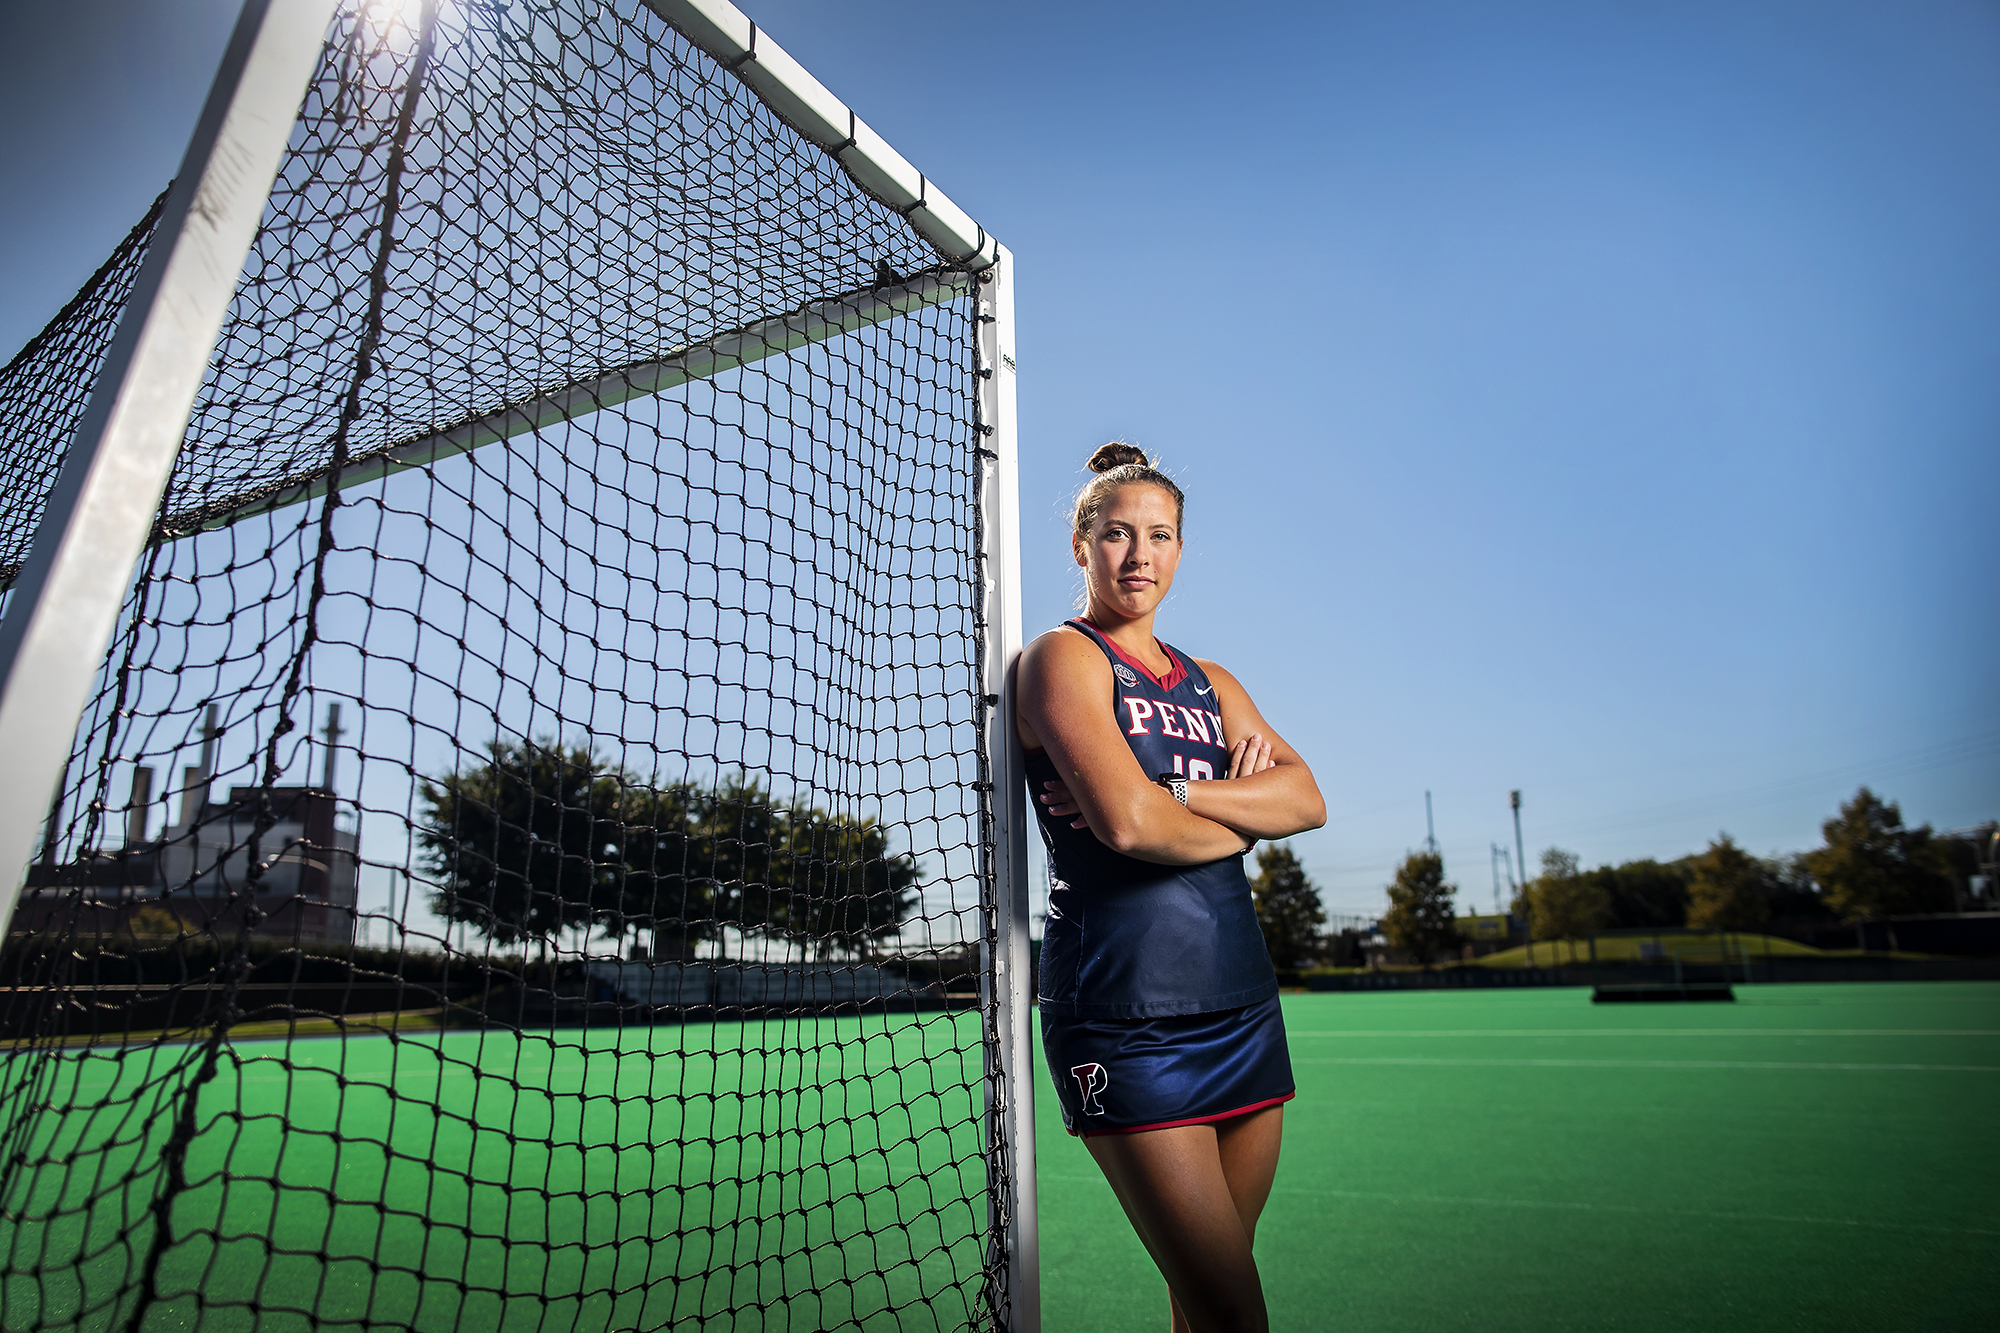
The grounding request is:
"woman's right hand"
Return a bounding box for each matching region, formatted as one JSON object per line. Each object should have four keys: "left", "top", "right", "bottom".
{"left": 1040, "top": 779, "right": 1086, "bottom": 830}
{"left": 1226, "top": 733, "right": 1273, "bottom": 781}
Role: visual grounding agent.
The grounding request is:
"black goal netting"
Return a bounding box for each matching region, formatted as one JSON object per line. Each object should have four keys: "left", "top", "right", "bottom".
{"left": 0, "top": 2, "right": 1015, "bottom": 1330}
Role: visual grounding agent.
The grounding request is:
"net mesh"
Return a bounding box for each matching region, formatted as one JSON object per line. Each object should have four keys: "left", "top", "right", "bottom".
{"left": 0, "top": 190, "right": 169, "bottom": 593}
{"left": 0, "top": 2, "right": 1010, "bottom": 1329}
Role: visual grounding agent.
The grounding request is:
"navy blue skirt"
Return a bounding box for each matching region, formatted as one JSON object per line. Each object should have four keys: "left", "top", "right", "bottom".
{"left": 1041, "top": 994, "right": 1295, "bottom": 1137}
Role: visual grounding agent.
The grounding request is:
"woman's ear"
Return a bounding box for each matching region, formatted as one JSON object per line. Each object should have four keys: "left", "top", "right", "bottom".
{"left": 1072, "top": 533, "right": 1087, "bottom": 567}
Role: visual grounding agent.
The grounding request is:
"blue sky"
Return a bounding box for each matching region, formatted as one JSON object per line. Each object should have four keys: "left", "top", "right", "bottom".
{"left": 2, "top": 0, "right": 1995, "bottom": 916}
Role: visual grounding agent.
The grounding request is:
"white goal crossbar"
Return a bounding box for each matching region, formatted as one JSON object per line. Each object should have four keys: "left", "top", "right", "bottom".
{"left": 160, "top": 269, "right": 973, "bottom": 541}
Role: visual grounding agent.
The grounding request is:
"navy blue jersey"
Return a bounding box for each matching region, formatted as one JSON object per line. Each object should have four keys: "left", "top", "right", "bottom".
{"left": 1030, "top": 619, "right": 1277, "bottom": 1019}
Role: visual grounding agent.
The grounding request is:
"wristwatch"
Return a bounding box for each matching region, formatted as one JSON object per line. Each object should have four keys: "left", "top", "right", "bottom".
{"left": 1155, "top": 772, "right": 1189, "bottom": 806}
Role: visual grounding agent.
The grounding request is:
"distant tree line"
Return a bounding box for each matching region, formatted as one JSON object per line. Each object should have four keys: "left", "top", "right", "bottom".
{"left": 1513, "top": 786, "right": 1982, "bottom": 942}
{"left": 1253, "top": 784, "right": 1989, "bottom": 971}
{"left": 416, "top": 740, "right": 920, "bottom": 960}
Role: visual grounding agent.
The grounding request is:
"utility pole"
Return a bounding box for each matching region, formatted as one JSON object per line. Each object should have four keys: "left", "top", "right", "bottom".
{"left": 1512, "top": 790, "right": 1531, "bottom": 967}
{"left": 1424, "top": 791, "right": 1440, "bottom": 858}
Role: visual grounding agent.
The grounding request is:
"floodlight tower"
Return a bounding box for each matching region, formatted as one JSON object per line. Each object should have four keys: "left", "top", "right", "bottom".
{"left": 1424, "top": 791, "right": 1440, "bottom": 859}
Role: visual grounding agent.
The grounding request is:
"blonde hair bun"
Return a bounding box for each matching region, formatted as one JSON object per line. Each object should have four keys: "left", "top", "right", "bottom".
{"left": 1070, "top": 440, "right": 1186, "bottom": 537}
{"left": 1087, "top": 442, "right": 1150, "bottom": 473}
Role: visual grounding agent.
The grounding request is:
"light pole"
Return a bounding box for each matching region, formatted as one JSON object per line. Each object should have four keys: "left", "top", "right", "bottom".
{"left": 1511, "top": 790, "right": 1531, "bottom": 968}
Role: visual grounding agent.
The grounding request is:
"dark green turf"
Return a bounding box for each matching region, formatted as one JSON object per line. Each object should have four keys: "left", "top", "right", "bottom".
{"left": 2, "top": 1013, "right": 994, "bottom": 1332}
{"left": 1034, "top": 982, "right": 2000, "bottom": 1333}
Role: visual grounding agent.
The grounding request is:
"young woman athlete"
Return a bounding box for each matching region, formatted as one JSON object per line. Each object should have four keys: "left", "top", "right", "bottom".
{"left": 1018, "top": 442, "right": 1326, "bottom": 1333}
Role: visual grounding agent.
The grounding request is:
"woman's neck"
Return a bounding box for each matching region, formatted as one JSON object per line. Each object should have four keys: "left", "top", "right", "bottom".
{"left": 1080, "top": 605, "right": 1171, "bottom": 673}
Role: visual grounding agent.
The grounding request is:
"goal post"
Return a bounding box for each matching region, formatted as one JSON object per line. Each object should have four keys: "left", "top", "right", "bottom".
{"left": 975, "top": 245, "right": 1038, "bottom": 1329}
{"left": 0, "top": 0, "right": 1035, "bottom": 1328}
{"left": 0, "top": 0, "right": 340, "bottom": 943}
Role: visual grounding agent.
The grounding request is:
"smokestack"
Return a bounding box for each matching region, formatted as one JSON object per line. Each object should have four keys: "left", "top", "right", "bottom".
{"left": 179, "top": 704, "right": 221, "bottom": 828}
{"left": 321, "top": 702, "right": 344, "bottom": 792}
{"left": 179, "top": 768, "right": 204, "bottom": 829}
{"left": 128, "top": 767, "right": 154, "bottom": 848}
{"left": 199, "top": 703, "right": 218, "bottom": 777}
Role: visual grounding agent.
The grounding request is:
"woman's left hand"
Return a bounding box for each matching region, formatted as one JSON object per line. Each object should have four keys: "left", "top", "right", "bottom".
{"left": 1226, "top": 733, "right": 1274, "bottom": 781}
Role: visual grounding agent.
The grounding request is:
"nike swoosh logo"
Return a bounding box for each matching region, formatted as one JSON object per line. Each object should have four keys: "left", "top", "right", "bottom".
{"left": 1194, "top": 684, "right": 1213, "bottom": 696}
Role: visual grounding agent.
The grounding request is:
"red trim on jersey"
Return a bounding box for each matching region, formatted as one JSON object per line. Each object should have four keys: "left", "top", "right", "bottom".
{"left": 1073, "top": 1091, "right": 1295, "bottom": 1139}
{"left": 1069, "top": 618, "right": 1189, "bottom": 692}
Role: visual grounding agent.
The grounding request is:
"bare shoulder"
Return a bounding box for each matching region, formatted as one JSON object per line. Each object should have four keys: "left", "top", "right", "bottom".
{"left": 1016, "top": 624, "right": 1112, "bottom": 751}
{"left": 1020, "top": 624, "right": 1108, "bottom": 683}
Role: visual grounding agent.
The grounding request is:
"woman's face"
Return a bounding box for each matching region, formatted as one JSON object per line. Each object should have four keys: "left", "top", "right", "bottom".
{"left": 1074, "top": 483, "right": 1181, "bottom": 621}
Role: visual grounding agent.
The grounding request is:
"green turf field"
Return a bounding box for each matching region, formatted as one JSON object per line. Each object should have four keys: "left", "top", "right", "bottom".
{"left": 1, "top": 1014, "right": 997, "bottom": 1332}
{"left": 1036, "top": 982, "right": 2000, "bottom": 1333}
{"left": 4, "top": 983, "right": 1993, "bottom": 1331}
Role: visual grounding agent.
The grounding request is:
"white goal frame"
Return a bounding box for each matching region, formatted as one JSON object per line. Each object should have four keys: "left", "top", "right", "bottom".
{"left": 0, "top": 0, "right": 1037, "bottom": 1327}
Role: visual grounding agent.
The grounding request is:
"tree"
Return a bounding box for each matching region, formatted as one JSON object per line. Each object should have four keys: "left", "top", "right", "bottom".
{"left": 618, "top": 776, "right": 920, "bottom": 960}
{"left": 695, "top": 773, "right": 786, "bottom": 959}
{"left": 1383, "top": 851, "right": 1458, "bottom": 965}
{"left": 418, "top": 747, "right": 922, "bottom": 959}
{"left": 1684, "top": 834, "right": 1769, "bottom": 931}
{"left": 601, "top": 777, "right": 708, "bottom": 959}
{"left": 1589, "top": 859, "right": 1690, "bottom": 930}
{"left": 767, "top": 808, "right": 921, "bottom": 960}
{"left": 417, "top": 739, "right": 623, "bottom": 948}
{"left": 1515, "top": 847, "right": 1610, "bottom": 941}
{"left": 1760, "top": 851, "right": 1832, "bottom": 922}
{"left": 1250, "top": 843, "right": 1326, "bottom": 969}
{"left": 1802, "top": 788, "right": 1953, "bottom": 921}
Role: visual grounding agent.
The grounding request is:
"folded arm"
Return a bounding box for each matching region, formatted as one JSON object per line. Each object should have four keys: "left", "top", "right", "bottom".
{"left": 1180, "top": 658, "right": 1326, "bottom": 841}
{"left": 1016, "top": 629, "right": 1253, "bottom": 865}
